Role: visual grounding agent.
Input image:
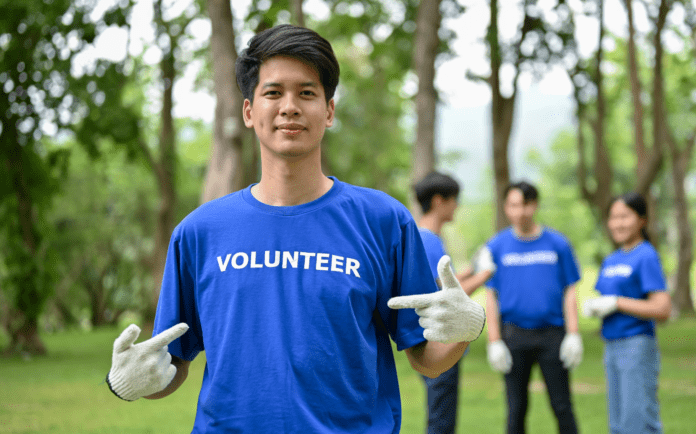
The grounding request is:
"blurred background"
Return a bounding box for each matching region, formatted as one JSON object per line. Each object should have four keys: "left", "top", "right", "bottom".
{"left": 1, "top": 0, "right": 695, "bottom": 432}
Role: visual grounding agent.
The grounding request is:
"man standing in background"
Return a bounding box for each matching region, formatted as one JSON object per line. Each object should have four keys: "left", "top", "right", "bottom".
{"left": 413, "top": 172, "right": 495, "bottom": 434}
{"left": 483, "top": 181, "right": 583, "bottom": 434}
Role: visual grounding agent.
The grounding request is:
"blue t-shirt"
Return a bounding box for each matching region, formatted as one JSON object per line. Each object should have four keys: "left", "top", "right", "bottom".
{"left": 418, "top": 228, "right": 447, "bottom": 280}
{"left": 485, "top": 227, "right": 581, "bottom": 329}
{"left": 153, "top": 177, "right": 437, "bottom": 433}
{"left": 594, "top": 241, "right": 666, "bottom": 340}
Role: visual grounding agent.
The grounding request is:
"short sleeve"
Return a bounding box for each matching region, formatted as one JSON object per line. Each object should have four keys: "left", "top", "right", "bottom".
{"left": 419, "top": 230, "right": 447, "bottom": 279}
{"left": 388, "top": 220, "right": 439, "bottom": 351}
{"left": 638, "top": 250, "right": 666, "bottom": 294}
{"left": 558, "top": 237, "right": 581, "bottom": 288}
{"left": 153, "top": 223, "right": 203, "bottom": 361}
{"left": 484, "top": 241, "right": 499, "bottom": 291}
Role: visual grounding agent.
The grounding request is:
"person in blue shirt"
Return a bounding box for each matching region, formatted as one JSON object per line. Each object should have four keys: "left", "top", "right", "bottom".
{"left": 584, "top": 192, "right": 671, "bottom": 434}
{"left": 104, "top": 25, "right": 486, "bottom": 433}
{"left": 413, "top": 172, "right": 495, "bottom": 434}
{"left": 482, "top": 181, "right": 583, "bottom": 434}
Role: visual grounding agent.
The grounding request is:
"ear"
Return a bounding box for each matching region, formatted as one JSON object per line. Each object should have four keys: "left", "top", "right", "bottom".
{"left": 325, "top": 99, "right": 335, "bottom": 127}
{"left": 243, "top": 99, "right": 254, "bottom": 128}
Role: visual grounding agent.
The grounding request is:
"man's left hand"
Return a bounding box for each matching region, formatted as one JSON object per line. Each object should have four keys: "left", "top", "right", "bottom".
{"left": 388, "top": 256, "right": 486, "bottom": 343}
{"left": 559, "top": 332, "right": 583, "bottom": 370}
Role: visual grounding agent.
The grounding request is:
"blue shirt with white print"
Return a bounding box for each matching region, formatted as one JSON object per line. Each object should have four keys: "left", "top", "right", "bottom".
{"left": 153, "top": 177, "right": 438, "bottom": 433}
{"left": 485, "top": 227, "right": 581, "bottom": 329}
{"left": 595, "top": 241, "right": 666, "bottom": 340}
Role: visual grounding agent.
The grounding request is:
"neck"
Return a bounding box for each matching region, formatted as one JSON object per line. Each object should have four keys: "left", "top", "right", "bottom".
{"left": 513, "top": 222, "right": 541, "bottom": 239}
{"left": 419, "top": 213, "right": 444, "bottom": 235}
{"left": 621, "top": 236, "right": 644, "bottom": 252}
{"left": 253, "top": 148, "right": 332, "bottom": 206}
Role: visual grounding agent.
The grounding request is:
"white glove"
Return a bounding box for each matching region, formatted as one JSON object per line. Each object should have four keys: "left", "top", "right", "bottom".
{"left": 559, "top": 332, "right": 583, "bottom": 370}
{"left": 388, "top": 255, "right": 486, "bottom": 343}
{"left": 107, "top": 323, "right": 189, "bottom": 401}
{"left": 487, "top": 340, "right": 512, "bottom": 374}
{"left": 583, "top": 296, "right": 619, "bottom": 319}
{"left": 472, "top": 245, "right": 496, "bottom": 274}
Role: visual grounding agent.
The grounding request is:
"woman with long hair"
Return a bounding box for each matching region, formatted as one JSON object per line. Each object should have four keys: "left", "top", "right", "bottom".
{"left": 584, "top": 192, "right": 671, "bottom": 434}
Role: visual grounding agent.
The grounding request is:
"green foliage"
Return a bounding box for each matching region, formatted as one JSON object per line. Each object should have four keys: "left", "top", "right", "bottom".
{"left": 0, "top": 0, "right": 138, "bottom": 348}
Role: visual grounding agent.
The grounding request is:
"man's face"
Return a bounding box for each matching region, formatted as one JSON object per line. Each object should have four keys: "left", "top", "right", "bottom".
{"left": 503, "top": 189, "right": 537, "bottom": 230}
{"left": 440, "top": 195, "right": 458, "bottom": 222}
{"left": 243, "top": 56, "right": 335, "bottom": 160}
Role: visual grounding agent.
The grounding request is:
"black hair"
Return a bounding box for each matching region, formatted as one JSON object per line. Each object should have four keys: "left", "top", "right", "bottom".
{"left": 609, "top": 192, "right": 651, "bottom": 243}
{"left": 414, "top": 172, "right": 460, "bottom": 214}
{"left": 235, "top": 24, "right": 340, "bottom": 103}
{"left": 504, "top": 181, "right": 539, "bottom": 203}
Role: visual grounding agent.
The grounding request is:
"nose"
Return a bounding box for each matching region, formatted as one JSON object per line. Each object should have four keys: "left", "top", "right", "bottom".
{"left": 280, "top": 94, "right": 301, "bottom": 117}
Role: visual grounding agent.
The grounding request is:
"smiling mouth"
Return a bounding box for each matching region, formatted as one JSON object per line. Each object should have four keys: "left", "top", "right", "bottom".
{"left": 276, "top": 123, "right": 305, "bottom": 132}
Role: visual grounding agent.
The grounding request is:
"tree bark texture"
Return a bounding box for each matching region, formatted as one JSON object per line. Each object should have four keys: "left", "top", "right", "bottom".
{"left": 201, "top": 0, "right": 246, "bottom": 203}
{"left": 410, "top": 0, "right": 442, "bottom": 218}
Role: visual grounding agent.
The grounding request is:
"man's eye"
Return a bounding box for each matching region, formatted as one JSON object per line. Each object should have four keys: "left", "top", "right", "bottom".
{"left": 264, "top": 90, "right": 280, "bottom": 96}
{"left": 301, "top": 90, "right": 315, "bottom": 96}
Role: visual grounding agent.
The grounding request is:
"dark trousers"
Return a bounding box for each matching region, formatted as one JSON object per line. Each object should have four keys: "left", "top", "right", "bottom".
{"left": 502, "top": 324, "right": 578, "bottom": 434}
{"left": 422, "top": 360, "right": 460, "bottom": 434}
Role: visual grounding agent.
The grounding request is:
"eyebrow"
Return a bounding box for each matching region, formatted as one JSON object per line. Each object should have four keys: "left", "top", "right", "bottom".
{"left": 261, "top": 81, "right": 319, "bottom": 88}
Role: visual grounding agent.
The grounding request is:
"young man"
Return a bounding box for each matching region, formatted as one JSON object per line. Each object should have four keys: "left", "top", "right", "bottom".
{"left": 413, "top": 172, "right": 494, "bottom": 434}
{"left": 105, "top": 25, "right": 485, "bottom": 433}
{"left": 483, "top": 181, "right": 583, "bottom": 434}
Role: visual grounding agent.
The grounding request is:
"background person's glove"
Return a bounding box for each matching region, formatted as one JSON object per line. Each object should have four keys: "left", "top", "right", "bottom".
{"left": 107, "top": 323, "right": 189, "bottom": 401}
{"left": 388, "top": 256, "right": 486, "bottom": 343}
{"left": 472, "top": 245, "right": 496, "bottom": 274}
{"left": 559, "top": 332, "right": 583, "bottom": 370}
{"left": 487, "top": 340, "right": 512, "bottom": 373}
{"left": 583, "top": 296, "right": 619, "bottom": 319}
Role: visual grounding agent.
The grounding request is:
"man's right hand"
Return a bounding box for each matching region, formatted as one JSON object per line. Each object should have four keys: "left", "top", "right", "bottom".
{"left": 107, "top": 323, "right": 189, "bottom": 401}
{"left": 487, "top": 340, "right": 512, "bottom": 374}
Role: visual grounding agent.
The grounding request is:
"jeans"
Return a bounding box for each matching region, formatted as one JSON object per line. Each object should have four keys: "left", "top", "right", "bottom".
{"left": 502, "top": 324, "right": 578, "bottom": 434}
{"left": 604, "top": 334, "right": 662, "bottom": 434}
{"left": 422, "top": 360, "right": 460, "bottom": 434}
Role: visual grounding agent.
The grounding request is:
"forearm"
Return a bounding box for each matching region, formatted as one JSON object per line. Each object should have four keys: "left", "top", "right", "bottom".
{"left": 144, "top": 355, "right": 190, "bottom": 400}
{"left": 460, "top": 270, "right": 493, "bottom": 296}
{"left": 486, "top": 289, "right": 502, "bottom": 341}
{"left": 563, "top": 286, "right": 579, "bottom": 334}
{"left": 405, "top": 340, "right": 468, "bottom": 378}
{"left": 616, "top": 292, "right": 671, "bottom": 321}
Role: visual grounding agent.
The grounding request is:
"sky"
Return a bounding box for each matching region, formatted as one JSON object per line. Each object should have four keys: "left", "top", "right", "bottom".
{"left": 82, "top": 0, "right": 689, "bottom": 198}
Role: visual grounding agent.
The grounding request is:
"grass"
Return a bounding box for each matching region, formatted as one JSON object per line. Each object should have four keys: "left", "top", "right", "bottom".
{"left": 1, "top": 273, "right": 695, "bottom": 433}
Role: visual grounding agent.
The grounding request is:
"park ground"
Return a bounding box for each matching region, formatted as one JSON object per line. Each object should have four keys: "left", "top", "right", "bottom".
{"left": 1, "top": 270, "right": 695, "bottom": 434}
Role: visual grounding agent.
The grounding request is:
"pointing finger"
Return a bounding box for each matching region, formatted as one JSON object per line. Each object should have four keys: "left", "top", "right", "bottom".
{"left": 113, "top": 324, "right": 141, "bottom": 353}
{"left": 388, "top": 293, "right": 436, "bottom": 310}
{"left": 147, "top": 323, "right": 189, "bottom": 350}
{"left": 437, "top": 255, "right": 459, "bottom": 290}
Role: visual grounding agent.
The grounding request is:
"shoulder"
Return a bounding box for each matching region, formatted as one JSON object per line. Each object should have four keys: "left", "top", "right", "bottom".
{"left": 173, "top": 190, "right": 246, "bottom": 237}
{"left": 337, "top": 182, "right": 413, "bottom": 224}
{"left": 543, "top": 227, "right": 574, "bottom": 250}
{"left": 635, "top": 241, "right": 661, "bottom": 263}
{"left": 487, "top": 227, "right": 513, "bottom": 248}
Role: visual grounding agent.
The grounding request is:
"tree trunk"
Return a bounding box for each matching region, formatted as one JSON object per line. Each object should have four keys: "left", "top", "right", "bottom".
{"left": 291, "top": 0, "right": 305, "bottom": 27}
{"left": 576, "top": 0, "right": 613, "bottom": 228}
{"left": 2, "top": 140, "right": 48, "bottom": 356}
{"left": 668, "top": 133, "right": 695, "bottom": 316}
{"left": 145, "top": 0, "right": 179, "bottom": 323}
{"left": 654, "top": 0, "right": 693, "bottom": 316}
{"left": 201, "top": 0, "right": 246, "bottom": 203}
{"left": 489, "top": 0, "right": 515, "bottom": 230}
{"left": 410, "top": 0, "right": 442, "bottom": 218}
{"left": 624, "top": 0, "right": 662, "bottom": 242}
